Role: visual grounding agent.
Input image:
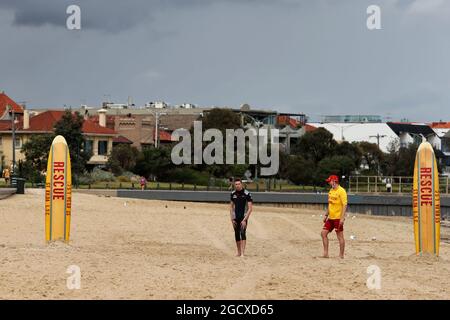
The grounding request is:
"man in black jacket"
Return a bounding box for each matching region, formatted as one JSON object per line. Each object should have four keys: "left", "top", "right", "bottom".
{"left": 230, "top": 179, "right": 253, "bottom": 257}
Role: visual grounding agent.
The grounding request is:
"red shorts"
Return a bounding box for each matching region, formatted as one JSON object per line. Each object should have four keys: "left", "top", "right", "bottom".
{"left": 323, "top": 219, "right": 343, "bottom": 232}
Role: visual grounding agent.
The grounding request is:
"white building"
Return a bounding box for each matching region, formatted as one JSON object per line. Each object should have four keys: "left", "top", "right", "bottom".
{"left": 386, "top": 122, "right": 437, "bottom": 148}
{"left": 308, "top": 123, "right": 399, "bottom": 153}
{"left": 308, "top": 122, "right": 445, "bottom": 155}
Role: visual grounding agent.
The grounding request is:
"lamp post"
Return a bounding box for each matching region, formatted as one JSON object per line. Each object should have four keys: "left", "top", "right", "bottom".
{"left": 243, "top": 114, "right": 263, "bottom": 181}
{"left": 76, "top": 140, "right": 80, "bottom": 189}
{"left": 369, "top": 133, "right": 387, "bottom": 149}
{"left": 368, "top": 134, "right": 387, "bottom": 176}
{"left": 153, "top": 111, "right": 167, "bottom": 149}
{"left": 323, "top": 122, "right": 361, "bottom": 141}
{"left": 7, "top": 105, "right": 16, "bottom": 179}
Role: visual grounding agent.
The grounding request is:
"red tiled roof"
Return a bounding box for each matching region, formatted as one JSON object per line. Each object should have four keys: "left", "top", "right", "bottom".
{"left": 0, "top": 93, "right": 24, "bottom": 117}
{"left": 430, "top": 122, "right": 450, "bottom": 129}
{"left": 159, "top": 130, "right": 173, "bottom": 142}
{"left": 90, "top": 114, "right": 116, "bottom": 128}
{"left": 277, "top": 115, "right": 300, "bottom": 128}
{"left": 25, "top": 110, "right": 61, "bottom": 131}
{"left": 304, "top": 124, "right": 317, "bottom": 132}
{"left": 14, "top": 110, "right": 116, "bottom": 135}
{"left": 81, "top": 117, "right": 116, "bottom": 135}
{"left": 113, "top": 135, "right": 133, "bottom": 144}
{"left": 0, "top": 120, "right": 11, "bottom": 131}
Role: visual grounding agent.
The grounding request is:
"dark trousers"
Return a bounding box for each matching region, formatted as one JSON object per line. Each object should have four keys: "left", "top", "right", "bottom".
{"left": 233, "top": 218, "right": 247, "bottom": 241}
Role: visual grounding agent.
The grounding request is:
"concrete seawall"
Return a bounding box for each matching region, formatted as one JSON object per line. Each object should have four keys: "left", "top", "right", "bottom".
{"left": 75, "top": 189, "right": 450, "bottom": 220}
{"left": 0, "top": 188, "right": 17, "bottom": 200}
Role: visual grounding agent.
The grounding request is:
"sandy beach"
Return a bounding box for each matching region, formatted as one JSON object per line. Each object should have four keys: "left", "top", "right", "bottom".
{"left": 0, "top": 189, "right": 449, "bottom": 299}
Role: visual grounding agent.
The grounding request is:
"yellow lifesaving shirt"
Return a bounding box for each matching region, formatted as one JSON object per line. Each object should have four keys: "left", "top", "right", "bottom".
{"left": 328, "top": 185, "right": 348, "bottom": 220}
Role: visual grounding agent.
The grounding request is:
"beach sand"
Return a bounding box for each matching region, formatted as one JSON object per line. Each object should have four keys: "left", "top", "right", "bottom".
{"left": 0, "top": 189, "right": 449, "bottom": 299}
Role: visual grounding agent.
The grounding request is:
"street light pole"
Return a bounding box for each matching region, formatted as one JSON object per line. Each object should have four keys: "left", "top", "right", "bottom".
{"left": 155, "top": 112, "right": 159, "bottom": 149}
{"left": 323, "top": 123, "right": 360, "bottom": 141}
{"left": 255, "top": 124, "right": 260, "bottom": 181}
{"left": 152, "top": 110, "right": 167, "bottom": 149}
{"left": 369, "top": 133, "right": 387, "bottom": 149}
{"left": 369, "top": 133, "right": 387, "bottom": 176}
{"left": 243, "top": 114, "right": 263, "bottom": 181}
{"left": 9, "top": 106, "right": 16, "bottom": 177}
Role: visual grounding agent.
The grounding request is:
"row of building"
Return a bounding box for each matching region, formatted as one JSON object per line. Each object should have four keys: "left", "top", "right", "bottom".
{"left": 2, "top": 91, "right": 449, "bottom": 175}
{"left": 308, "top": 121, "right": 450, "bottom": 172}
{"left": 0, "top": 92, "right": 307, "bottom": 172}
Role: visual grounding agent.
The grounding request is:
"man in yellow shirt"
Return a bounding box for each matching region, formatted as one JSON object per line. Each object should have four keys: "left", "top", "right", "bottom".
{"left": 321, "top": 175, "right": 347, "bottom": 258}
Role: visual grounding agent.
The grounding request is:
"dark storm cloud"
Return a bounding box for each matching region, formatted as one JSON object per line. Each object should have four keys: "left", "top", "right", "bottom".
{"left": 0, "top": 0, "right": 449, "bottom": 121}
{"left": 0, "top": 0, "right": 301, "bottom": 33}
{"left": 0, "top": 0, "right": 152, "bottom": 32}
{"left": 0, "top": 0, "right": 67, "bottom": 26}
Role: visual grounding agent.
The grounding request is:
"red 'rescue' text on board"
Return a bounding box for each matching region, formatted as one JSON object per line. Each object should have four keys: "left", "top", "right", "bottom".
{"left": 53, "top": 161, "right": 65, "bottom": 200}
{"left": 420, "top": 168, "right": 433, "bottom": 206}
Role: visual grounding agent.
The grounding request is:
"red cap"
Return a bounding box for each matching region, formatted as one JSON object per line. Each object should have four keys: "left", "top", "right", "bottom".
{"left": 326, "top": 175, "right": 339, "bottom": 183}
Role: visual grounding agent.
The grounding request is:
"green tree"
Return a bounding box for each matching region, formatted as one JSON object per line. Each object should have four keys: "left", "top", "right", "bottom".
{"left": 192, "top": 108, "right": 243, "bottom": 180}
{"left": 277, "top": 152, "right": 290, "bottom": 178}
{"left": 54, "top": 110, "right": 91, "bottom": 178}
{"left": 291, "top": 128, "right": 337, "bottom": 163}
{"left": 357, "top": 141, "right": 384, "bottom": 175}
{"left": 16, "top": 159, "right": 45, "bottom": 183}
{"left": 316, "top": 155, "right": 356, "bottom": 184}
{"left": 383, "top": 140, "right": 444, "bottom": 176}
{"left": 383, "top": 141, "right": 419, "bottom": 176}
{"left": 201, "top": 108, "right": 241, "bottom": 132}
{"left": 134, "top": 146, "right": 172, "bottom": 180}
{"left": 228, "top": 164, "right": 249, "bottom": 179}
{"left": 336, "top": 141, "right": 362, "bottom": 168}
{"left": 21, "top": 134, "right": 54, "bottom": 173}
{"left": 281, "top": 155, "right": 316, "bottom": 185}
{"left": 107, "top": 144, "right": 139, "bottom": 175}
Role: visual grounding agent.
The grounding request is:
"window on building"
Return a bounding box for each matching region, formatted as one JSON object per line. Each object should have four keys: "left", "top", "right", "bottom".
{"left": 98, "top": 140, "right": 108, "bottom": 156}
{"left": 84, "top": 140, "right": 94, "bottom": 155}
{"left": 15, "top": 137, "right": 21, "bottom": 149}
{"left": 442, "top": 138, "right": 450, "bottom": 154}
{"left": 412, "top": 135, "right": 423, "bottom": 146}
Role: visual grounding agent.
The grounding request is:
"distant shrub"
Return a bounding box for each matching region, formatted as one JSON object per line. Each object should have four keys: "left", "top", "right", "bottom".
{"left": 166, "top": 168, "right": 209, "bottom": 185}
{"left": 17, "top": 160, "right": 45, "bottom": 183}
{"left": 77, "top": 174, "right": 94, "bottom": 185}
{"left": 117, "top": 175, "right": 130, "bottom": 182}
{"left": 90, "top": 168, "right": 115, "bottom": 182}
{"left": 121, "top": 171, "right": 136, "bottom": 178}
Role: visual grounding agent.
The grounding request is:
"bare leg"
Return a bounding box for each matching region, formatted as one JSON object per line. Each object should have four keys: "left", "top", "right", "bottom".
{"left": 240, "top": 240, "right": 246, "bottom": 257}
{"left": 321, "top": 230, "right": 330, "bottom": 258}
{"left": 235, "top": 241, "right": 242, "bottom": 256}
{"left": 336, "top": 231, "right": 345, "bottom": 258}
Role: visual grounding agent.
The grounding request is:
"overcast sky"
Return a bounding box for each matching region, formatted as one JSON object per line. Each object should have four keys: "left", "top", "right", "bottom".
{"left": 0, "top": 0, "right": 449, "bottom": 122}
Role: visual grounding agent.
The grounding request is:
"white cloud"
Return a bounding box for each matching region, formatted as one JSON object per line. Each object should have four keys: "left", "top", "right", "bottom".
{"left": 406, "top": 0, "right": 450, "bottom": 15}
{"left": 139, "top": 70, "right": 161, "bottom": 80}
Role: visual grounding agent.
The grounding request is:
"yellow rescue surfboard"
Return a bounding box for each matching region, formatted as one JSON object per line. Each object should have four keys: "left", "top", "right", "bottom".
{"left": 45, "top": 135, "right": 72, "bottom": 243}
{"left": 412, "top": 141, "right": 440, "bottom": 256}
